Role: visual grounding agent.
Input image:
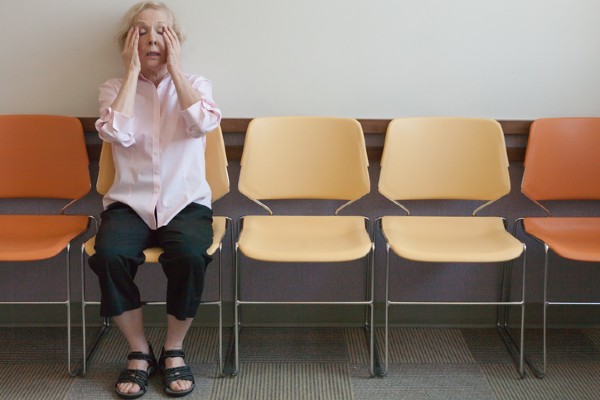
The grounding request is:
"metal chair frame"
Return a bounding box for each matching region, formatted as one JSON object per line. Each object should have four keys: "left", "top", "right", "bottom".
{"left": 515, "top": 216, "right": 600, "bottom": 379}
{"left": 378, "top": 215, "right": 527, "bottom": 378}
{"left": 0, "top": 242, "right": 87, "bottom": 377}
{"left": 233, "top": 215, "right": 376, "bottom": 376}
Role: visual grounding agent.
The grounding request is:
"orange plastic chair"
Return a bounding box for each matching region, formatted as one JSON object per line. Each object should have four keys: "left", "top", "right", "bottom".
{"left": 518, "top": 117, "right": 600, "bottom": 378}
{"left": 80, "top": 126, "right": 231, "bottom": 376}
{"left": 234, "top": 116, "right": 375, "bottom": 376}
{"left": 0, "top": 115, "right": 91, "bottom": 376}
{"left": 377, "top": 117, "right": 526, "bottom": 377}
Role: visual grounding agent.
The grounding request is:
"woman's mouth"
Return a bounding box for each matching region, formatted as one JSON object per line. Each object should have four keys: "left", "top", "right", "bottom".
{"left": 146, "top": 52, "right": 161, "bottom": 57}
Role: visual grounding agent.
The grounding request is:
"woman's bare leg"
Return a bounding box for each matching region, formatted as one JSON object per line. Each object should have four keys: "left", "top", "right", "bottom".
{"left": 113, "top": 308, "right": 150, "bottom": 395}
{"left": 163, "top": 315, "right": 194, "bottom": 392}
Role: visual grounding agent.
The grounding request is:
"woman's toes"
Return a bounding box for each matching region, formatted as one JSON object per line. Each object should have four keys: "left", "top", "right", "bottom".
{"left": 170, "top": 379, "right": 191, "bottom": 392}
{"left": 118, "top": 382, "right": 139, "bottom": 394}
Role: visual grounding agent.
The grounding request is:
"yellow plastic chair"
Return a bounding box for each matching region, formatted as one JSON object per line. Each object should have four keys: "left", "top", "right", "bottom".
{"left": 234, "top": 116, "right": 375, "bottom": 376}
{"left": 377, "top": 117, "right": 526, "bottom": 377}
{"left": 80, "top": 126, "right": 231, "bottom": 376}
{"left": 516, "top": 117, "right": 600, "bottom": 378}
{"left": 0, "top": 115, "right": 91, "bottom": 376}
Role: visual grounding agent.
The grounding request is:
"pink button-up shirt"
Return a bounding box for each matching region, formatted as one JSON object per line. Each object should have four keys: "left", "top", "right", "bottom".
{"left": 95, "top": 73, "right": 222, "bottom": 229}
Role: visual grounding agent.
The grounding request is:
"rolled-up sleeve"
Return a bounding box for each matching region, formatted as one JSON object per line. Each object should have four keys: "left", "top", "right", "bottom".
{"left": 95, "top": 80, "right": 137, "bottom": 147}
{"left": 181, "top": 78, "right": 222, "bottom": 138}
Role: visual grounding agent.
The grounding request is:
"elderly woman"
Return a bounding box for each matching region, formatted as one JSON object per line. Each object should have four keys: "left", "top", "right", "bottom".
{"left": 89, "top": 2, "right": 221, "bottom": 398}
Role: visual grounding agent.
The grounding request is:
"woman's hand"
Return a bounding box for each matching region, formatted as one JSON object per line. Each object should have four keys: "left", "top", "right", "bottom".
{"left": 163, "top": 26, "right": 200, "bottom": 109}
{"left": 163, "top": 26, "right": 182, "bottom": 75}
{"left": 111, "top": 26, "right": 140, "bottom": 117}
{"left": 121, "top": 27, "right": 141, "bottom": 74}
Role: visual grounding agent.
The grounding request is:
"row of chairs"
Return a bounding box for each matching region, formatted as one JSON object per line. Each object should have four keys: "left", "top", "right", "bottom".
{"left": 0, "top": 115, "right": 598, "bottom": 379}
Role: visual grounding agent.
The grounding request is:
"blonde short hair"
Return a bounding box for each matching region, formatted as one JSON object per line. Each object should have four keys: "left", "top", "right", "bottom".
{"left": 116, "top": 1, "right": 185, "bottom": 49}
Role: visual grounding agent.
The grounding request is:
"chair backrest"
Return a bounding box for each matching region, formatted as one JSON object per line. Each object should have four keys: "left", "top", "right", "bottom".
{"left": 522, "top": 118, "right": 600, "bottom": 201}
{"left": 379, "top": 117, "right": 510, "bottom": 202}
{"left": 0, "top": 115, "right": 90, "bottom": 200}
{"left": 238, "top": 116, "right": 370, "bottom": 203}
{"left": 204, "top": 125, "right": 230, "bottom": 201}
{"left": 97, "top": 126, "right": 229, "bottom": 202}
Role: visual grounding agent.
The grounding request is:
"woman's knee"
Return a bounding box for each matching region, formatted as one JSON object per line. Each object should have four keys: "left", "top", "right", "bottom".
{"left": 162, "top": 246, "right": 209, "bottom": 268}
{"left": 89, "top": 245, "right": 144, "bottom": 275}
{"left": 160, "top": 246, "right": 211, "bottom": 279}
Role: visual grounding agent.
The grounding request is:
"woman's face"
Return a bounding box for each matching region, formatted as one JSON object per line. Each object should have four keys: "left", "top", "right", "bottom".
{"left": 134, "top": 9, "right": 171, "bottom": 72}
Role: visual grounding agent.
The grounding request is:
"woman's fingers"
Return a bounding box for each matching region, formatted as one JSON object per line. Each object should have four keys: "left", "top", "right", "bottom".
{"left": 165, "top": 26, "right": 180, "bottom": 50}
{"left": 164, "top": 26, "right": 174, "bottom": 41}
{"left": 164, "top": 26, "right": 181, "bottom": 73}
{"left": 132, "top": 27, "right": 139, "bottom": 52}
{"left": 125, "top": 27, "right": 136, "bottom": 50}
{"left": 122, "top": 26, "right": 140, "bottom": 72}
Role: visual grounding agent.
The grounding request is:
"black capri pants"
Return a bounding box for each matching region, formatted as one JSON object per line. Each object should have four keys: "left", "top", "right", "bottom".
{"left": 89, "top": 202, "right": 213, "bottom": 321}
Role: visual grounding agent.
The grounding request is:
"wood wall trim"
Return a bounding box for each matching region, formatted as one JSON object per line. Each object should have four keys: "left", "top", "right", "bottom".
{"left": 79, "top": 117, "right": 531, "bottom": 162}
{"left": 80, "top": 117, "right": 97, "bottom": 133}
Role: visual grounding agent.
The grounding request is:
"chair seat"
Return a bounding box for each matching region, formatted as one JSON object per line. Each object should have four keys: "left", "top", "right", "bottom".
{"left": 238, "top": 215, "right": 371, "bottom": 262}
{"left": 0, "top": 215, "right": 89, "bottom": 261}
{"left": 84, "top": 216, "right": 227, "bottom": 261}
{"left": 523, "top": 217, "right": 600, "bottom": 262}
{"left": 382, "top": 216, "right": 523, "bottom": 262}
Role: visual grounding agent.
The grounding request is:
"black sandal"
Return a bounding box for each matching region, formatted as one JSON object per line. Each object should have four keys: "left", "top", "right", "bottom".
{"left": 115, "top": 345, "right": 157, "bottom": 399}
{"left": 159, "top": 348, "right": 195, "bottom": 398}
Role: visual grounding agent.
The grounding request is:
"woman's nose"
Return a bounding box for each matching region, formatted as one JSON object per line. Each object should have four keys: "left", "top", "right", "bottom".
{"left": 148, "top": 30, "right": 158, "bottom": 44}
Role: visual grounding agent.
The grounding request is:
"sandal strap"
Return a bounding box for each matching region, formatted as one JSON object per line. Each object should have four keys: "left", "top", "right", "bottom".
{"left": 163, "top": 365, "right": 195, "bottom": 386}
{"left": 116, "top": 368, "right": 149, "bottom": 390}
{"left": 160, "top": 349, "right": 186, "bottom": 360}
{"left": 128, "top": 351, "right": 156, "bottom": 363}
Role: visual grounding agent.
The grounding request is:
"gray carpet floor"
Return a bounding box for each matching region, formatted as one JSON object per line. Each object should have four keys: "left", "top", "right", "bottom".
{"left": 2, "top": 326, "right": 600, "bottom": 399}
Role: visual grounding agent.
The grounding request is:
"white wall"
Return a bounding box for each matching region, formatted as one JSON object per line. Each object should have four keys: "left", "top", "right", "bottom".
{"left": 1, "top": 0, "right": 599, "bottom": 119}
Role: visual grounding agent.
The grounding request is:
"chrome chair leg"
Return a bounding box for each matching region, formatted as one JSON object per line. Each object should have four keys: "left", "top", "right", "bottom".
{"left": 80, "top": 243, "right": 86, "bottom": 376}
{"left": 495, "top": 245, "right": 527, "bottom": 378}
{"left": 368, "top": 243, "right": 375, "bottom": 377}
{"left": 233, "top": 242, "right": 240, "bottom": 376}
{"left": 65, "top": 244, "right": 78, "bottom": 377}
{"left": 217, "top": 242, "right": 224, "bottom": 376}
{"left": 513, "top": 219, "right": 547, "bottom": 378}
{"left": 539, "top": 244, "right": 550, "bottom": 378}
{"left": 80, "top": 243, "right": 112, "bottom": 377}
{"left": 382, "top": 242, "right": 391, "bottom": 377}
